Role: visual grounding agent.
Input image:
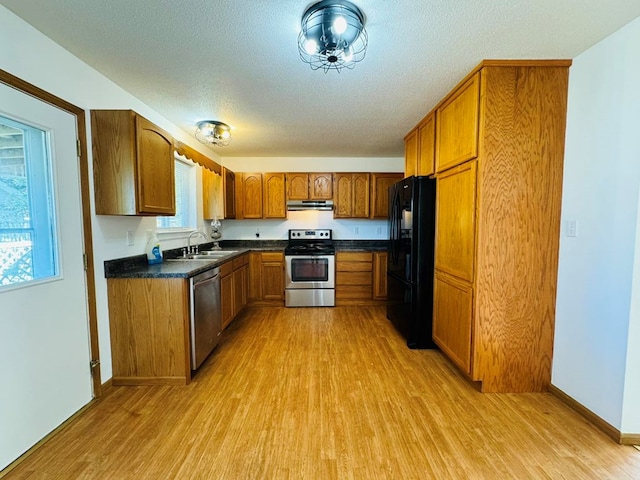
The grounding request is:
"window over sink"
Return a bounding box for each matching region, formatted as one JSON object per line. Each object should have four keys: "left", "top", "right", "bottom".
{"left": 156, "top": 154, "right": 196, "bottom": 232}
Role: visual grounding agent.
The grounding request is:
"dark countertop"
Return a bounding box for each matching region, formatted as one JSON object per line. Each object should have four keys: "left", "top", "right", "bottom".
{"left": 104, "top": 248, "right": 250, "bottom": 279}
{"left": 334, "top": 240, "right": 388, "bottom": 251}
{"left": 104, "top": 240, "right": 389, "bottom": 279}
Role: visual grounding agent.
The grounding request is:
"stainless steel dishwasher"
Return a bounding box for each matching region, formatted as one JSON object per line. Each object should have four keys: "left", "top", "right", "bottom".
{"left": 190, "top": 266, "right": 222, "bottom": 370}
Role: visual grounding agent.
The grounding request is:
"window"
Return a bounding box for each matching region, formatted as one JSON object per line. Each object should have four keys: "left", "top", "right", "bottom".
{"left": 156, "top": 155, "right": 196, "bottom": 230}
{"left": 0, "top": 115, "right": 58, "bottom": 287}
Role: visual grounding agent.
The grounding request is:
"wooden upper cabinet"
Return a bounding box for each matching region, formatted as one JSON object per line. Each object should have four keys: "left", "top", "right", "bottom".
{"left": 370, "top": 172, "right": 403, "bottom": 219}
{"left": 352, "top": 173, "right": 370, "bottom": 218}
{"left": 435, "top": 72, "right": 480, "bottom": 173}
{"left": 91, "top": 110, "right": 175, "bottom": 216}
{"left": 417, "top": 112, "right": 436, "bottom": 176}
{"left": 309, "top": 173, "right": 333, "bottom": 199}
{"left": 263, "top": 173, "right": 286, "bottom": 219}
{"left": 404, "top": 128, "right": 418, "bottom": 178}
{"left": 202, "top": 167, "right": 217, "bottom": 220}
{"left": 222, "top": 167, "right": 236, "bottom": 219}
{"left": 434, "top": 161, "right": 477, "bottom": 282}
{"left": 334, "top": 173, "right": 370, "bottom": 218}
{"left": 286, "top": 172, "right": 333, "bottom": 200}
{"left": 286, "top": 173, "right": 309, "bottom": 200}
{"left": 238, "top": 173, "right": 263, "bottom": 219}
{"left": 333, "top": 173, "right": 353, "bottom": 217}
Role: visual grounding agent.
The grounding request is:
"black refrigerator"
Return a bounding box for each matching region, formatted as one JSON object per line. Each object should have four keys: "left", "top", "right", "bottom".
{"left": 387, "top": 176, "right": 437, "bottom": 349}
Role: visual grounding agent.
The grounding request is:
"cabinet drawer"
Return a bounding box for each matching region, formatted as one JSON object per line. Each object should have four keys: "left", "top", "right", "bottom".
{"left": 219, "top": 261, "right": 233, "bottom": 277}
{"left": 232, "top": 253, "right": 248, "bottom": 270}
{"left": 336, "top": 285, "right": 372, "bottom": 300}
{"left": 261, "top": 252, "right": 284, "bottom": 262}
{"left": 336, "top": 251, "right": 372, "bottom": 263}
{"left": 336, "top": 271, "right": 372, "bottom": 286}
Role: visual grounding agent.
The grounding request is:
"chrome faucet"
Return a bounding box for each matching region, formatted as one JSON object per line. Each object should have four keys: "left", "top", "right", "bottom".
{"left": 187, "top": 230, "right": 208, "bottom": 254}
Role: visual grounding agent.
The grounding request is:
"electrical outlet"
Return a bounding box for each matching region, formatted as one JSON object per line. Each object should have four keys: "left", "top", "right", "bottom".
{"left": 566, "top": 220, "right": 578, "bottom": 237}
{"left": 255, "top": 228, "right": 260, "bottom": 238}
{"left": 126, "top": 230, "right": 135, "bottom": 246}
{"left": 376, "top": 227, "right": 382, "bottom": 235}
{"left": 354, "top": 226, "right": 359, "bottom": 235}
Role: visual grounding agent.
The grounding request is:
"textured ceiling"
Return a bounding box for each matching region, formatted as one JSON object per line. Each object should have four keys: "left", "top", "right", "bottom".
{"left": 2, "top": 0, "right": 640, "bottom": 158}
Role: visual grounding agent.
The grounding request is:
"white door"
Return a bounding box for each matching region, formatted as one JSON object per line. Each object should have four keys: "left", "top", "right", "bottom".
{"left": 0, "top": 83, "right": 92, "bottom": 470}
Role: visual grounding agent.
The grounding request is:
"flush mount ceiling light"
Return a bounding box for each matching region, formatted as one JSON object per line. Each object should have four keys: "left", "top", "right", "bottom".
{"left": 195, "top": 120, "right": 231, "bottom": 147}
{"left": 298, "top": 0, "right": 368, "bottom": 73}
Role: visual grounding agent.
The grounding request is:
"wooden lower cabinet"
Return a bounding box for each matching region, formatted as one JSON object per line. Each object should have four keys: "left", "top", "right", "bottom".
{"left": 248, "top": 251, "right": 284, "bottom": 305}
{"left": 220, "top": 254, "right": 249, "bottom": 329}
{"left": 372, "top": 251, "right": 388, "bottom": 300}
{"left": 336, "top": 251, "right": 388, "bottom": 305}
{"left": 107, "top": 277, "right": 191, "bottom": 385}
{"left": 432, "top": 271, "right": 473, "bottom": 374}
{"left": 221, "top": 270, "right": 234, "bottom": 328}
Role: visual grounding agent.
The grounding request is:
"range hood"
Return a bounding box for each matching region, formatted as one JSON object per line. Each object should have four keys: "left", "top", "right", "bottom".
{"left": 286, "top": 200, "right": 334, "bottom": 211}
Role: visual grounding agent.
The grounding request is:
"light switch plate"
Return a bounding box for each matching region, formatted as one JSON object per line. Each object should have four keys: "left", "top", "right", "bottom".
{"left": 126, "top": 230, "right": 135, "bottom": 246}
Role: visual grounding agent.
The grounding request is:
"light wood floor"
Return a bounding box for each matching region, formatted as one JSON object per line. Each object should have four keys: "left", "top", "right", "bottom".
{"left": 4, "top": 306, "right": 640, "bottom": 479}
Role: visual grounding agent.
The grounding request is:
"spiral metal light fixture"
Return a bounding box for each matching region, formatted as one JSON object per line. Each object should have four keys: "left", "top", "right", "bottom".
{"left": 298, "top": 0, "right": 368, "bottom": 73}
{"left": 195, "top": 120, "right": 231, "bottom": 147}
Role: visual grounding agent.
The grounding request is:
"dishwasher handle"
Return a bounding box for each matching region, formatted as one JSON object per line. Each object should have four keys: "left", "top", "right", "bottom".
{"left": 191, "top": 266, "right": 220, "bottom": 287}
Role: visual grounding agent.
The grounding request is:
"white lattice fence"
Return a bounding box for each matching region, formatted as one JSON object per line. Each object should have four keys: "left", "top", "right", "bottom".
{"left": 0, "top": 241, "right": 33, "bottom": 285}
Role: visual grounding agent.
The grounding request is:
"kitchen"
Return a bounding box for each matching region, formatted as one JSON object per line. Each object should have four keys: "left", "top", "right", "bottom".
{"left": 1, "top": 1, "right": 640, "bottom": 478}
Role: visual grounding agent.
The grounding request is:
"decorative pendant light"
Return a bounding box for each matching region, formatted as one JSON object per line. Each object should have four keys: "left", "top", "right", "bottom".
{"left": 298, "top": 0, "right": 368, "bottom": 73}
{"left": 195, "top": 120, "right": 231, "bottom": 147}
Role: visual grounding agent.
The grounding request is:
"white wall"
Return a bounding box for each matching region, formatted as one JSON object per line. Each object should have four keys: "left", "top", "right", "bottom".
{"left": 552, "top": 15, "right": 640, "bottom": 434}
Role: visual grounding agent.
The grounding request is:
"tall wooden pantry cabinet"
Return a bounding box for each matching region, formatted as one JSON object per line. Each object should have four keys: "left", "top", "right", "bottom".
{"left": 416, "top": 60, "right": 571, "bottom": 393}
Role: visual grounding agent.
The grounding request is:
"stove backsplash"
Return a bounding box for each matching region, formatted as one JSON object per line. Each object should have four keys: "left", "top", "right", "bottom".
{"left": 217, "top": 210, "right": 388, "bottom": 240}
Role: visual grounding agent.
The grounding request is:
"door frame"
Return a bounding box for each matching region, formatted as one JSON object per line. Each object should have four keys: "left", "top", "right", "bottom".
{"left": 0, "top": 69, "right": 102, "bottom": 396}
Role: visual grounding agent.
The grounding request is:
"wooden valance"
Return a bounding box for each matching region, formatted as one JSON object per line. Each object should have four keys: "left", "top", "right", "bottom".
{"left": 174, "top": 140, "right": 222, "bottom": 174}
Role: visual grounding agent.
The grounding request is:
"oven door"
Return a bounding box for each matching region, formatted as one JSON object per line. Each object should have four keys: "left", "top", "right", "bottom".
{"left": 285, "top": 255, "right": 335, "bottom": 289}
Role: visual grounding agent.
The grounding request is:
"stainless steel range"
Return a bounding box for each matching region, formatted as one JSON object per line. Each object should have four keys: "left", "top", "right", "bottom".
{"left": 284, "top": 229, "right": 335, "bottom": 307}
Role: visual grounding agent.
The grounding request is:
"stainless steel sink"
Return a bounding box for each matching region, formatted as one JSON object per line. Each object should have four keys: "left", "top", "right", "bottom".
{"left": 166, "top": 250, "right": 238, "bottom": 261}
{"left": 197, "top": 250, "right": 238, "bottom": 256}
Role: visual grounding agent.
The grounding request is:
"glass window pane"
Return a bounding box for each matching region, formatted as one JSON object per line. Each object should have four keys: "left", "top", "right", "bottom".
{"left": 157, "top": 157, "right": 195, "bottom": 230}
{"left": 0, "top": 115, "right": 58, "bottom": 287}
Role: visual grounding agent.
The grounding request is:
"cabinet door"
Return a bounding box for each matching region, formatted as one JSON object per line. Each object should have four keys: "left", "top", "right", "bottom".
{"left": 240, "top": 265, "right": 248, "bottom": 310}
{"left": 433, "top": 271, "right": 473, "bottom": 375}
{"left": 372, "top": 251, "right": 388, "bottom": 300}
{"left": 418, "top": 113, "right": 436, "bottom": 176}
{"left": 220, "top": 273, "right": 234, "bottom": 329}
{"left": 435, "top": 161, "right": 477, "bottom": 282}
{"left": 333, "top": 173, "right": 353, "bottom": 218}
{"left": 240, "top": 173, "right": 263, "bottom": 219}
{"left": 263, "top": 173, "right": 286, "bottom": 219}
{"left": 248, "top": 252, "right": 262, "bottom": 302}
{"left": 370, "top": 172, "right": 403, "bottom": 219}
{"left": 261, "top": 253, "right": 284, "bottom": 301}
{"left": 232, "top": 267, "right": 245, "bottom": 317}
{"left": 202, "top": 168, "right": 215, "bottom": 220}
{"left": 435, "top": 73, "right": 480, "bottom": 173}
{"left": 135, "top": 115, "right": 175, "bottom": 215}
{"left": 309, "top": 173, "right": 333, "bottom": 200}
{"left": 404, "top": 128, "right": 418, "bottom": 178}
{"left": 223, "top": 167, "right": 236, "bottom": 219}
{"left": 352, "top": 173, "right": 370, "bottom": 218}
{"left": 286, "top": 173, "right": 309, "bottom": 200}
